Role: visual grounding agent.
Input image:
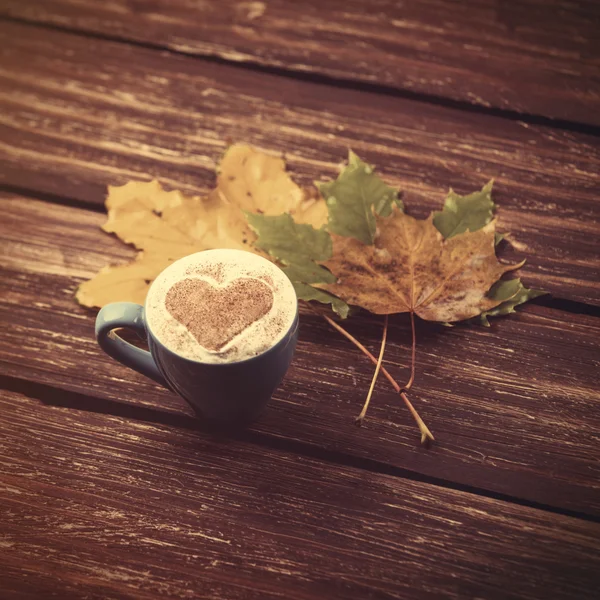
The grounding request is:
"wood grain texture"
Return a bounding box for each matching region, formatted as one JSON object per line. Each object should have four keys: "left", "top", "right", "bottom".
{"left": 0, "top": 23, "right": 599, "bottom": 305}
{"left": 2, "top": 194, "right": 600, "bottom": 517}
{"left": 2, "top": 0, "right": 600, "bottom": 125}
{"left": 2, "top": 388, "right": 600, "bottom": 600}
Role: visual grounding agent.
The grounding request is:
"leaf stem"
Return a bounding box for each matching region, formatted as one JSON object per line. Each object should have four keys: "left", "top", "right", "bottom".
{"left": 316, "top": 310, "right": 434, "bottom": 444}
{"left": 403, "top": 311, "right": 417, "bottom": 392}
{"left": 355, "top": 315, "right": 388, "bottom": 426}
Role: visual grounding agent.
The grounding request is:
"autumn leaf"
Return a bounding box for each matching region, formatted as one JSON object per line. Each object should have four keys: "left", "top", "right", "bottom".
{"left": 243, "top": 151, "right": 543, "bottom": 440}
{"left": 318, "top": 210, "right": 523, "bottom": 322}
{"left": 253, "top": 157, "right": 519, "bottom": 324}
{"left": 77, "top": 144, "right": 327, "bottom": 308}
{"left": 246, "top": 212, "right": 349, "bottom": 317}
{"left": 319, "top": 151, "right": 402, "bottom": 244}
{"left": 309, "top": 207, "right": 524, "bottom": 439}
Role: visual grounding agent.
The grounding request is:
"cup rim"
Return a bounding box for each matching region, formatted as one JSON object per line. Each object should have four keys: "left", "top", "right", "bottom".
{"left": 144, "top": 250, "right": 299, "bottom": 367}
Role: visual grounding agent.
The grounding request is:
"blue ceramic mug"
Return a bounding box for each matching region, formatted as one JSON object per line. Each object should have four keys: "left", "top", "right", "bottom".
{"left": 95, "top": 255, "right": 299, "bottom": 425}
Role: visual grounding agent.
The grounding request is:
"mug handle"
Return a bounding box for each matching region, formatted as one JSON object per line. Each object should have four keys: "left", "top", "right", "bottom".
{"left": 95, "top": 302, "right": 167, "bottom": 387}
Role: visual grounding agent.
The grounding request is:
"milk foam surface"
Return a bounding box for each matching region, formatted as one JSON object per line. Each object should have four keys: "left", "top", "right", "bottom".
{"left": 145, "top": 250, "right": 297, "bottom": 363}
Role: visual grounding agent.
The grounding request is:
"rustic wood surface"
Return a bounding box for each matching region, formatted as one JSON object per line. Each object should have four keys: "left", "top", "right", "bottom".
{"left": 1, "top": 22, "right": 599, "bottom": 306}
{"left": 3, "top": 194, "right": 600, "bottom": 519}
{"left": 2, "top": 0, "right": 600, "bottom": 125}
{"left": 3, "top": 387, "right": 600, "bottom": 600}
{"left": 1, "top": 3, "right": 600, "bottom": 599}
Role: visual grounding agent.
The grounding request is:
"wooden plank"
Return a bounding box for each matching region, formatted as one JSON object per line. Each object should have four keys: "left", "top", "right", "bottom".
{"left": 0, "top": 23, "right": 599, "bottom": 305}
{"left": 2, "top": 193, "right": 600, "bottom": 518}
{"left": 2, "top": 388, "right": 599, "bottom": 600}
{"left": 2, "top": 0, "right": 599, "bottom": 125}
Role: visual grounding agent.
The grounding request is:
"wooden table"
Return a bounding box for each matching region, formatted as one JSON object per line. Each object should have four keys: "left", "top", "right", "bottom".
{"left": 1, "top": 2, "right": 599, "bottom": 598}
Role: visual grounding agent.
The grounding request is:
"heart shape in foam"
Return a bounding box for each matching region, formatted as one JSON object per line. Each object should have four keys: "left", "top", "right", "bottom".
{"left": 165, "top": 277, "right": 274, "bottom": 352}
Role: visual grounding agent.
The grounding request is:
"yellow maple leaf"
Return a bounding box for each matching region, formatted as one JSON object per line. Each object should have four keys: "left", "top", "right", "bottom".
{"left": 77, "top": 252, "right": 175, "bottom": 308}
{"left": 77, "top": 144, "right": 327, "bottom": 308}
{"left": 214, "top": 143, "right": 327, "bottom": 229}
{"left": 318, "top": 209, "right": 524, "bottom": 322}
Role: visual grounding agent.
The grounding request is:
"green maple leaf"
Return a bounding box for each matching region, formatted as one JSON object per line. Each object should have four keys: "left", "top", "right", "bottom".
{"left": 433, "top": 180, "right": 504, "bottom": 245}
{"left": 319, "top": 151, "right": 402, "bottom": 245}
{"left": 246, "top": 212, "right": 349, "bottom": 318}
{"left": 291, "top": 282, "right": 350, "bottom": 319}
{"left": 246, "top": 213, "right": 332, "bottom": 275}
{"left": 479, "top": 279, "right": 546, "bottom": 326}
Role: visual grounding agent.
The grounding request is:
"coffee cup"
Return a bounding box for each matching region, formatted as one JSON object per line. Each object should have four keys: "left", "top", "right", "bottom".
{"left": 95, "top": 249, "right": 299, "bottom": 424}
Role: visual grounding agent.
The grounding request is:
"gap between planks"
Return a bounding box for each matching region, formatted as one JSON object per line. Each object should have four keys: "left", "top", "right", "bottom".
{"left": 1, "top": 13, "right": 599, "bottom": 138}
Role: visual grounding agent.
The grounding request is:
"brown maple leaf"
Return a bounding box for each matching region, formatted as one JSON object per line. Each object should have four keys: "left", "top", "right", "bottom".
{"left": 312, "top": 207, "right": 524, "bottom": 438}
{"left": 318, "top": 209, "right": 524, "bottom": 322}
